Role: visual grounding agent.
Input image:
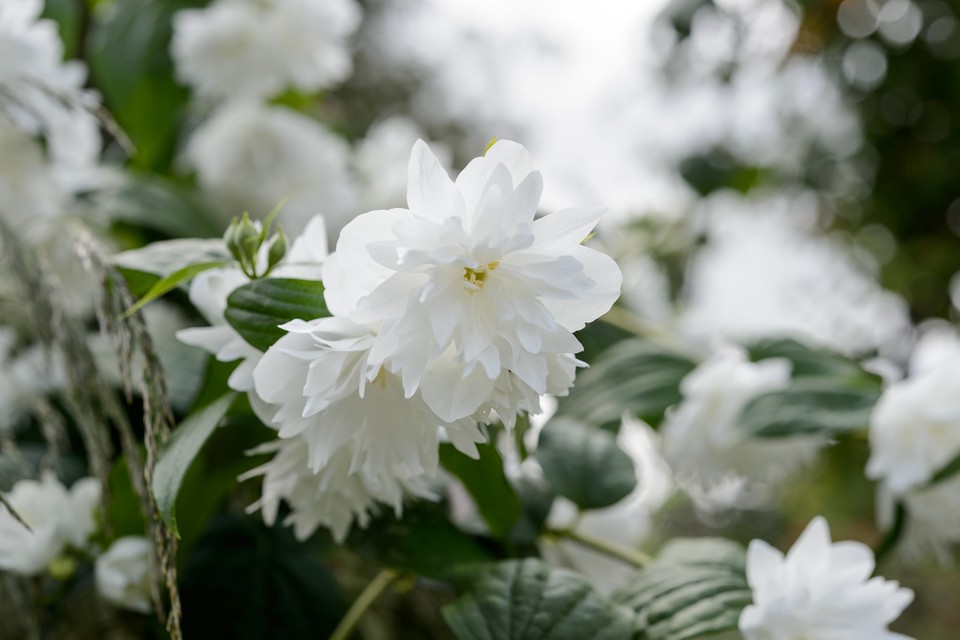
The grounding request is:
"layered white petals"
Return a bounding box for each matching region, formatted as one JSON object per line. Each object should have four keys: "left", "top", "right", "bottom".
{"left": 739, "top": 517, "right": 914, "bottom": 640}
{"left": 95, "top": 537, "right": 153, "bottom": 614}
{"left": 661, "top": 350, "right": 823, "bottom": 485}
{"left": 322, "top": 139, "right": 621, "bottom": 420}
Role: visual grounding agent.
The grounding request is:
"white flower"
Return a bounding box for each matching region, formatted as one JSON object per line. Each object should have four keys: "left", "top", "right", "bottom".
{"left": 660, "top": 349, "right": 822, "bottom": 485}
{"left": 241, "top": 436, "right": 434, "bottom": 543}
{"left": 0, "top": 474, "right": 100, "bottom": 576}
{"left": 0, "top": 329, "right": 66, "bottom": 432}
{"left": 739, "top": 516, "right": 914, "bottom": 640}
{"left": 171, "top": 0, "right": 360, "bottom": 101}
{"left": 251, "top": 316, "right": 485, "bottom": 483}
{"left": 322, "top": 139, "right": 622, "bottom": 423}
{"left": 185, "top": 102, "right": 358, "bottom": 235}
{"left": 95, "top": 537, "right": 152, "bottom": 614}
{"left": 176, "top": 215, "right": 328, "bottom": 403}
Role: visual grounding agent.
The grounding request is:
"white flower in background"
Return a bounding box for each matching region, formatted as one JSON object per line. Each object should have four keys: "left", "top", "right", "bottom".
{"left": 353, "top": 116, "right": 452, "bottom": 212}
{"left": 186, "top": 102, "right": 358, "bottom": 236}
{"left": 867, "top": 330, "right": 960, "bottom": 560}
{"left": 95, "top": 537, "right": 152, "bottom": 614}
{"left": 660, "top": 349, "right": 822, "bottom": 485}
{"left": 176, "top": 215, "right": 328, "bottom": 405}
{"left": 171, "top": 0, "right": 360, "bottom": 101}
{"left": 242, "top": 435, "right": 435, "bottom": 543}
{"left": 0, "top": 474, "right": 100, "bottom": 576}
{"left": 739, "top": 516, "right": 914, "bottom": 640}
{"left": 0, "top": 329, "right": 66, "bottom": 432}
{"left": 252, "top": 316, "right": 485, "bottom": 483}
{"left": 322, "top": 139, "right": 622, "bottom": 423}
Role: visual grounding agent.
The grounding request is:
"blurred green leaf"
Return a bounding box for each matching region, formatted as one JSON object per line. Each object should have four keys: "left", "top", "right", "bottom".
{"left": 224, "top": 278, "right": 329, "bottom": 351}
{"left": 152, "top": 391, "right": 237, "bottom": 535}
{"left": 443, "top": 558, "right": 635, "bottom": 640}
{"left": 612, "top": 538, "right": 751, "bottom": 640}
{"left": 42, "top": 0, "right": 83, "bottom": 57}
{"left": 536, "top": 417, "right": 636, "bottom": 510}
{"left": 739, "top": 379, "right": 880, "bottom": 438}
{"left": 122, "top": 259, "right": 230, "bottom": 318}
{"left": 440, "top": 442, "right": 522, "bottom": 540}
{"left": 746, "top": 338, "right": 878, "bottom": 383}
{"left": 558, "top": 338, "right": 696, "bottom": 430}
{"left": 112, "top": 238, "right": 231, "bottom": 277}
{"left": 107, "top": 177, "right": 224, "bottom": 239}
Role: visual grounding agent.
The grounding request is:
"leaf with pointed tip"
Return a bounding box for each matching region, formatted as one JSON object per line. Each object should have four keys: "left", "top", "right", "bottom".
{"left": 224, "top": 278, "right": 329, "bottom": 352}
{"left": 739, "top": 379, "right": 880, "bottom": 438}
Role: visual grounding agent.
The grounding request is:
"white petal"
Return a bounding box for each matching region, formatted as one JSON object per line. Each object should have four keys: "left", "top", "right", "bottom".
{"left": 539, "top": 246, "right": 622, "bottom": 331}
{"left": 420, "top": 353, "right": 497, "bottom": 422}
{"left": 406, "top": 139, "right": 465, "bottom": 222}
{"left": 455, "top": 139, "right": 533, "bottom": 213}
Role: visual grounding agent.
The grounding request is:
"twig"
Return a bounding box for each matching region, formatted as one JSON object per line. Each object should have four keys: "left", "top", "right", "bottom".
{"left": 329, "top": 569, "right": 401, "bottom": 640}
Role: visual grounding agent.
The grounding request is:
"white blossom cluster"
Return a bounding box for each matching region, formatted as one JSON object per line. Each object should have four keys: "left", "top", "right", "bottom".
{"left": 181, "top": 139, "right": 621, "bottom": 542}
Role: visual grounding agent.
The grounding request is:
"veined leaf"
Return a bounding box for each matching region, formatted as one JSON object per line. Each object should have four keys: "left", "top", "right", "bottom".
{"left": 224, "top": 278, "right": 329, "bottom": 352}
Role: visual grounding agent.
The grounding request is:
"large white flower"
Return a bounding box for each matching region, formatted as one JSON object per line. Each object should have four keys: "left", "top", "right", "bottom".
{"left": 95, "top": 536, "right": 152, "bottom": 614}
{"left": 660, "top": 349, "right": 823, "bottom": 485}
{"left": 176, "top": 214, "right": 328, "bottom": 400}
{"left": 242, "top": 435, "right": 435, "bottom": 543}
{"left": 185, "top": 102, "right": 358, "bottom": 235}
{"left": 171, "top": 0, "right": 360, "bottom": 101}
{"left": 251, "top": 316, "right": 485, "bottom": 483}
{"left": 322, "top": 139, "right": 622, "bottom": 422}
{"left": 739, "top": 516, "right": 914, "bottom": 640}
{"left": 0, "top": 474, "right": 100, "bottom": 576}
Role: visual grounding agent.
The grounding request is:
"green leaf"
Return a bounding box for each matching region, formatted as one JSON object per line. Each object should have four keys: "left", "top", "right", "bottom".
{"left": 112, "top": 238, "right": 231, "bottom": 277}
{"left": 443, "top": 558, "right": 635, "bottom": 640}
{"left": 225, "top": 278, "right": 329, "bottom": 351}
{"left": 106, "top": 177, "right": 224, "bottom": 239}
{"left": 929, "top": 450, "right": 960, "bottom": 486}
{"left": 152, "top": 391, "right": 237, "bottom": 535}
{"left": 122, "top": 260, "right": 230, "bottom": 318}
{"left": 612, "top": 538, "right": 751, "bottom": 640}
{"left": 746, "top": 338, "right": 878, "bottom": 382}
{"left": 739, "top": 379, "right": 880, "bottom": 438}
{"left": 440, "top": 442, "right": 522, "bottom": 540}
{"left": 181, "top": 516, "right": 347, "bottom": 640}
{"left": 346, "top": 503, "right": 493, "bottom": 581}
{"left": 557, "top": 339, "right": 696, "bottom": 430}
{"left": 536, "top": 418, "right": 636, "bottom": 510}
{"left": 42, "top": 0, "right": 83, "bottom": 57}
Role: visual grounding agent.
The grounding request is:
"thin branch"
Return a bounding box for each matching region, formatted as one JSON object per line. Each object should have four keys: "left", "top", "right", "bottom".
{"left": 329, "top": 569, "right": 401, "bottom": 640}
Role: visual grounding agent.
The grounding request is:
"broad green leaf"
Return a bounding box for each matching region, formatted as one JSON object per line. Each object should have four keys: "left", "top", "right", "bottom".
{"left": 739, "top": 379, "right": 880, "bottom": 438}
{"left": 746, "top": 338, "right": 877, "bottom": 382}
{"left": 346, "top": 503, "right": 493, "bottom": 581}
{"left": 121, "top": 260, "right": 230, "bottom": 318}
{"left": 181, "top": 516, "right": 347, "bottom": 640}
{"left": 536, "top": 418, "right": 636, "bottom": 510}
{"left": 225, "top": 278, "right": 329, "bottom": 352}
{"left": 152, "top": 391, "right": 237, "bottom": 535}
{"left": 443, "top": 558, "right": 635, "bottom": 640}
{"left": 106, "top": 177, "right": 224, "bottom": 239}
{"left": 112, "top": 238, "right": 231, "bottom": 277}
{"left": 613, "top": 538, "right": 751, "bottom": 640}
{"left": 558, "top": 339, "right": 696, "bottom": 430}
{"left": 440, "top": 442, "right": 522, "bottom": 540}
{"left": 42, "top": 0, "right": 82, "bottom": 56}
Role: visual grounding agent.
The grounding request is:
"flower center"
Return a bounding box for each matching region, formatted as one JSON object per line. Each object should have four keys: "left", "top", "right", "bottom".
{"left": 463, "top": 261, "right": 499, "bottom": 291}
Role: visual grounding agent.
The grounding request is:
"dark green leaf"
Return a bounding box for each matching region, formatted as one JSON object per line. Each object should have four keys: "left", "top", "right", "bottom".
{"left": 225, "top": 278, "right": 329, "bottom": 351}
{"left": 613, "top": 538, "right": 751, "bottom": 640}
{"left": 42, "top": 0, "right": 82, "bottom": 57}
{"left": 440, "top": 442, "right": 522, "bottom": 540}
{"left": 122, "top": 260, "right": 230, "bottom": 318}
{"left": 152, "top": 391, "right": 237, "bottom": 535}
{"left": 181, "top": 516, "right": 347, "bottom": 640}
{"left": 558, "top": 339, "right": 696, "bottom": 430}
{"left": 746, "top": 338, "right": 878, "bottom": 382}
{"left": 739, "top": 379, "right": 880, "bottom": 438}
{"left": 536, "top": 418, "right": 636, "bottom": 510}
{"left": 443, "top": 558, "right": 635, "bottom": 640}
{"left": 929, "top": 451, "right": 960, "bottom": 486}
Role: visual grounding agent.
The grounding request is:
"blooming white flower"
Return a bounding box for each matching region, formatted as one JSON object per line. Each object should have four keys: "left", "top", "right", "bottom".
{"left": 95, "top": 537, "right": 153, "bottom": 614}
{"left": 739, "top": 516, "right": 914, "bottom": 640}
{"left": 185, "top": 102, "right": 358, "bottom": 235}
{"left": 660, "top": 349, "right": 823, "bottom": 485}
{"left": 251, "top": 316, "right": 485, "bottom": 483}
{"left": 0, "top": 474, "right": 100, "bottom": 576}
{"left": 241, "top": 435, "right": 434, "bottom": 543}
{"left": 322, "top": 139, "right": 622, "bottom": 423}
{"left": 171, "top": 0, "right": 360, "bottom": 101}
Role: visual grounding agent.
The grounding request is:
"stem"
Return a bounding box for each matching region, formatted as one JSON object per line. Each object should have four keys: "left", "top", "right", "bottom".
{"left": 329, "top": 569, "right": 401, "bottom": 640}
{"left": 547, "top": 527, "right": 652, "bottom": 568}
{"left": 600, "top": 307, "right": 706, "bottom": 362}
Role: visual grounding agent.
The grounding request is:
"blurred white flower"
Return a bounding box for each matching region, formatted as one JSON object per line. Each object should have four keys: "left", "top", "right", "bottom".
{"left": 660, "top": 349, "right": 822, "bottom": 485}
{"left": 171, "top": 0, "right": 360, "bottom": 101}
{"left": 95, "top": 536, "right": 152, "bottom": 614}
{"left": 241, "top": 435, "right": 434, "bottom": 543}
{"left": 185, "top": 102, "right": 358, "bottom": 235}
{"left": 739, "top": 516, "right": 914, "bottom": 640}
{"left": 0, "top": 474, "right": 100, "bottom": 576}
{"left": 251, "top": 316, "right": 485, "bottom": 483}
{"left": 0, "top": 329, "right": 66, "bottom": 432}
{"left": 322, "top": 139, "right": 621, "bottom": 422}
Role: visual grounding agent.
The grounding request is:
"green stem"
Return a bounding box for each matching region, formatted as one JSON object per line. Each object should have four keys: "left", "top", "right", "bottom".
{"left": 600, "top": 307, "right": 706, "bottom": 362}
{"left": 547, "top": 527, "right": 652, "bottom": 568}
{"left": 329, "top": 569, "right": 400, "bottom": 640}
